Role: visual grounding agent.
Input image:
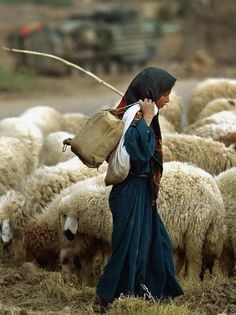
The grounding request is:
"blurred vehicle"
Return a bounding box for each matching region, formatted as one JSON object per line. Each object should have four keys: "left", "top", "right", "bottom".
{"left": 6, "top": 8, "right": 160, "bottom": 75}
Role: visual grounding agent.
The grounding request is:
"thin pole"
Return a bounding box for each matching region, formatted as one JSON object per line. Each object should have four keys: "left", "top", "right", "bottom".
{"left": 2, "top": 47, "right": 124, "bottom": 97}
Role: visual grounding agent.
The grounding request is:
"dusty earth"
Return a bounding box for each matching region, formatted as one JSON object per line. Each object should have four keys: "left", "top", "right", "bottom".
{"left": 0, "top": 72, "right": 198, "bottom": 129}
{"left": 0, "top": 262, "right": 235, "bottom": 315}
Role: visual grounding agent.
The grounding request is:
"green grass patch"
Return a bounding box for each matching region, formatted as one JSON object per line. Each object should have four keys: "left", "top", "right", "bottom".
{"left": 0, "top": 0, "right": 23, "bottom": 4}
{"left": 0, "top": 66, "right": 37, "bottom": 93}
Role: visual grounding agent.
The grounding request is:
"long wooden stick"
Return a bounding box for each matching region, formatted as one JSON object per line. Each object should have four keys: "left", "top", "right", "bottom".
{"left": 2, "top": 47, "right": 124, "bottom": 97}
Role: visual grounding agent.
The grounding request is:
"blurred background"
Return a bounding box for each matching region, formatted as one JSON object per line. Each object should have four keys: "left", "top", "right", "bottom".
{"left": 0, "top": 0, "right": 235, "bottom": 117}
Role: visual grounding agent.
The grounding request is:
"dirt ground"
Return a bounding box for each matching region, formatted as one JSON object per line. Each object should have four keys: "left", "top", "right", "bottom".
{"left": 0, "top": 262, "right": 235, "bottom": 315}
{"left": 0, "top": 73, "right": 198, "bottom": 125}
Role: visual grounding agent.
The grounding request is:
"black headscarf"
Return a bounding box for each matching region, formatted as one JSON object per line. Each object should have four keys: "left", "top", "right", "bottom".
{"left": 117, "top": 67, "right": 176, "bottom": 200}
{"left": 123, "top": 67, "right": 176, "bottom": 105}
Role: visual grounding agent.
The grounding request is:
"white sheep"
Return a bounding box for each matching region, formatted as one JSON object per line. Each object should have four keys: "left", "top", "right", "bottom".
{"left": 0, "top": 136, "right": 37, "bottom": 195}
{"left": 231, "top": 224, "right": 236, "bottom": 275}
{"left": 162, "top": 133, "right": 236, "bottom": 175}
{"left": 0, "top": 116, "right": 43, "bottom": 170}
{"left": 187, "top": 78, "right": 236, "bottom": 124}
{"left": 39, "top": 131, "right": 75, "bottom": 166}
{"left": 184, "top": 110, "right": 236, "bottom": 135}
{"left": 198, "top": 98, "right": 236, "bottom": 120}
{"left": 19, "top": 174, "right": 109, "bottom": 269}
{"left": 20, "top": 106, "right": 64, "bottom": 136}
{"left": 214, "top": 168, "right": 236, "bottom": 276}
{"left": 59, "top": 162, "right": 225, "bottom": 282}
{"left": 159, "top": 90, "right": 183, "bottom": 131}
{"left": 0, "top": 158, "right": 108, "bottom": 251}
{"left": 62, "top": 112, "right": 89, "bottom": 135}
{"left": 157, "top": 161, "right": 226, "bottom": 281}
{"left": 58, "top": 174, "right": 112, "bottom": 243}
{"left": 183, "top": 123, "right": 236, "bottom": 146}
{"left": 159, "top": 115, "right": 176, "bottom": 134}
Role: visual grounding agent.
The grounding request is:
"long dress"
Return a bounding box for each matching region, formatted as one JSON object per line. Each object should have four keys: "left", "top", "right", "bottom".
{"left": 96, "top": 118, "right": 183, "bottom": 303}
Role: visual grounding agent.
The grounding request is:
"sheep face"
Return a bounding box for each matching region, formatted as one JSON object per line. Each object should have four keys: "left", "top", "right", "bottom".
{"left": 0, "top": 219, "right": 13, "bottom": 247}
{"left": 60, "top": 214, "right": 78, "bottom": 241}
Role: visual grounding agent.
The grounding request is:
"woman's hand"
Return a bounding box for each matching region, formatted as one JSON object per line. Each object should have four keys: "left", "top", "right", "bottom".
{"left": 139, "top": 98, "right": 156, "bottom": 126}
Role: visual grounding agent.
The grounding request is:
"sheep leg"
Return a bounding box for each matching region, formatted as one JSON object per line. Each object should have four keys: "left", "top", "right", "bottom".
{"left": 184, "top": 239, "right": 203, "bottom": 281}
{"left": 173, "top": 249, "right": 185, "bottom": 275}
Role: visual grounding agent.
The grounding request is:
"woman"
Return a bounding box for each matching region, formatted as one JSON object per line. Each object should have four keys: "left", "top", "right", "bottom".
{"left": 96, "top": 67, "right": 183, "bottom": 308}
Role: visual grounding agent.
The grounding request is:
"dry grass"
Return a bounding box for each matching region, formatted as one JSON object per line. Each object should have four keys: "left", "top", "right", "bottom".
{"left": 106, "top": 297, "right": 206, "bottom": 315}
{"left": 38, "top": 272, "right": 80, "bottom": 303}
{"left": 0, "top": 261, "right": 235, "bottom": 314}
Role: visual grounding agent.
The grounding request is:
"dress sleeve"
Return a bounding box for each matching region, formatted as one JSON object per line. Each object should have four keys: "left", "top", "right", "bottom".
{"left": 124, "top": 117, "right": 156, "bottom": 161}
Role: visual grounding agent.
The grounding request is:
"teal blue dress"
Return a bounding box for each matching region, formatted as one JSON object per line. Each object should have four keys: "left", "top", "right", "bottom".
{"left": 96, "top": 118, "right": 183, "bottom": 302}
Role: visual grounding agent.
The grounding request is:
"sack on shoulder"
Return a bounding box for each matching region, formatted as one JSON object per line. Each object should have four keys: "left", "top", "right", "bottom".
{"left": 62, "top": 109, "right": 124, "bottom": 168}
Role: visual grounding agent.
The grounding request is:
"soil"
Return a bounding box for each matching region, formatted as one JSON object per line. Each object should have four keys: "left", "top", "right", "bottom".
{"left": 0, "top": 263, "right": 235, "bottom": 315}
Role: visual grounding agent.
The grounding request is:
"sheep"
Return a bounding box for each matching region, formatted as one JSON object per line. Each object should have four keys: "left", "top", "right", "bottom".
{"left": 0, "top": 158, "right": 108, "bottom": 251}
{"left": 59, "top": 162, "right": 225, "bottom": 282}
{"left": 162, "top": 133, "right": 236, "bottom": 175}
{"left": 184, "top": 110, "right": 236, "bottom": 134}
{"left": 58, "top": 174, "right": 112, "bottom": 282}
{"left": 187, "top": 78, "right": 236, "bottom": 124}
{"left": 198, "top": 98, "right": 236, "bottom": 120}
{"left": 0, "top": 184, "right": 79, "bottom": 266}
{"left": 159, "top": 90, "right": 183, "bottom": 131}
{"left": 19, "top": 174, "right": 109, "bottom": 270}
{"left": 231, "top": 224, "right": 236, "bottom": 276}
{"left": 58, "top": 174, "right": 112, "bottom": 243}
{"left": 0, "top": 117, "right": 43, "bottom": 170}
{"left": 20, "top": 193, "right": 67, "bottom": 268}
{"left": 157, "top": 161, "right": 226, "bottom": 281}
{"left": 62, "top": 112, "right": 89, "bottom": 135}
{"left": 159, "top": 115, "right": 176, "bottom": 134}
{"left": 182, "top": 123, "right": 236, "bottom": 146}
{"left": 0, "top": 190, "right": 33, "bottom": 265}
{"left": 0, "top": 136, "right": 38, "bottom": 195}
{"left": 20, "top": 106, "right": 64, "bottom": 136}
{"left": 39, "top": 131, "right": 75, "bottom": 166}
{"left": 214, "top": 168, "right": 236, "bottom": 276}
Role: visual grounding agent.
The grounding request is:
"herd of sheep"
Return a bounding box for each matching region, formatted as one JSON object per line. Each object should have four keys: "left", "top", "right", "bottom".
{"left": 0, "top": 77, "right": 235, "bottom": 287}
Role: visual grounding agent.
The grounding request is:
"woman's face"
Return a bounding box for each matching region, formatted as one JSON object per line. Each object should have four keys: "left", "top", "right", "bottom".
{"left": 155, "top": 90, "right": 171, "bottom": 109}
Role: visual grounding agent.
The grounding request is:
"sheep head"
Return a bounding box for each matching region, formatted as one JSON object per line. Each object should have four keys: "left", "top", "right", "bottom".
{"left": 0, "top": 190, "right": 25, "bottom": 247}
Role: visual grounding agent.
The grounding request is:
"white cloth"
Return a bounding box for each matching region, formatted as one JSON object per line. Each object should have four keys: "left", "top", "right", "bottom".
{"left": 105, "top": 103, "right": 158, "bottom": 186}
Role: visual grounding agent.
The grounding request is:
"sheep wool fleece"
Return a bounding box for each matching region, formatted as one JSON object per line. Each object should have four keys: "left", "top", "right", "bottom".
{"left": 96, "top": 117, "right": 183, "bottom": 302}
